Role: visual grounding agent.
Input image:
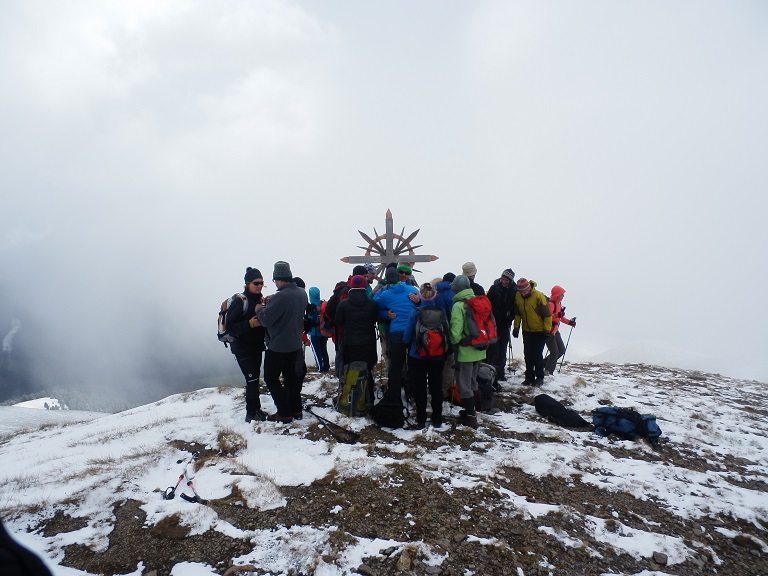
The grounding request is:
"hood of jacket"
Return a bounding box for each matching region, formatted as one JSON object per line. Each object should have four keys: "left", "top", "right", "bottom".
{"left": 550, "top": 285, "right": 565, "bottom": 299}
{"left": 309, "top": 287, "right": 321, "bottom": 306}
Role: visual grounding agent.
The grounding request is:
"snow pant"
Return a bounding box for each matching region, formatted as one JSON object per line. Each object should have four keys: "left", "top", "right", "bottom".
{"left": 408, "top": 356, "right": 444, "bottom": 424}
{"left": 334, "top": 336, "right": 345, "bottom": 379}
{"left": 379, "top": 326, "right": 390, "bottom": 372}
{"left": 545, "top": 331, "right": 566, "bottom": 375}
{"left": 454, "top": 360, "right": 480, "bottom": 407}
{"left": 263, "top": 349, "right": 302, "bottom": 417}
{"left": 441, "top": 350, "right": 455, "bottom": 399}
{"left": 309, "top": 335, "right": 330, "bottom": 372}
{"left": 522, "top": 331, "right": 549, "bottom": 382}
{"left": 235, "top": 352, "right": 263, "bottom": 415}
{"left": 386, "top": 331, "right": 407, "bottom": 400}
{"left": 343, "top": 342, "right": 378, "bottom": 373}
{"left": 487, "top": 325, "right": 511, "bottom": 380}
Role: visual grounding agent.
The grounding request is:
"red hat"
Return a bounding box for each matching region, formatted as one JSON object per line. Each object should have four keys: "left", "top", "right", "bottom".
{"left": 516, "top": 278, "right": 531, "bottom": 293}
{"left": 349, "top": 275, "right": 367, "bottom": 289}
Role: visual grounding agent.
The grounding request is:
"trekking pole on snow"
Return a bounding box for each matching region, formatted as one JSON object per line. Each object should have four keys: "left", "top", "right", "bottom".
{"left": 162, "top": 451, "right": 207, "bottom": 503}
{"left": 557, "top": 318, "right": 576, "bottom": 373}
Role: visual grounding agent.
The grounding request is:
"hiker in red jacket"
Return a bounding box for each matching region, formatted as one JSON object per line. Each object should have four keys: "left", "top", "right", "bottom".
{"left": 545, "top": 285, "right": 576, "bottom": 375}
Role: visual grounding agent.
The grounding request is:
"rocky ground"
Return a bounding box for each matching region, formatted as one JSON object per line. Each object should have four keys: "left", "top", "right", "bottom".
{"left": 24, "top": 362, "right": 768, "bottom": 576}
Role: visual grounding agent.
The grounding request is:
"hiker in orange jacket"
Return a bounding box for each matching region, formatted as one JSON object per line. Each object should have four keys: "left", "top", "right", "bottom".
{"left": 545, "top": 285, "right": 576, "bottom": 375}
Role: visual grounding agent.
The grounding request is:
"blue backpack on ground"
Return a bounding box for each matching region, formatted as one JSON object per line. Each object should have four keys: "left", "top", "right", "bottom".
{"left": 592, "top": 406, "right": 662, "bottom": 444}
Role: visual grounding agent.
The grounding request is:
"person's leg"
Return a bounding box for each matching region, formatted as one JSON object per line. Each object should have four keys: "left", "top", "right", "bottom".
{"left": 532, "top": 333, "right": 548, "bottom": 382}
{"left": 387, "top": 332, "right": 407, "bottom": 398}
{"left": 522, "top": 331, "right": 536, "bottom": 383}
{"left": 263, "top": 350, "right": 291, "bottom": 417}
{"left": 455, "top": 361, "right": 479, "bottom": 428}
{"left": 409, "top": 357, "right": 429, "bottom": 425}
{"left": 496, "top": 326, "right": 511, "bottom": 379}
{"left": 319, "top": 336, "right": 330, "bottom": 371}
{"left": 441, "top": 351, "right": 455, "bottom": 399}
{"left": 545, "top": 333, "right": 559, "bottom": 375}
{"left": 235, "top": 353, "right": 264, "bottom": 419}
{"left": 283, "top": 349, "right": 303, "bottom": 416}
{"left": 427, "top": 358, "right": 445, "bottom": 425}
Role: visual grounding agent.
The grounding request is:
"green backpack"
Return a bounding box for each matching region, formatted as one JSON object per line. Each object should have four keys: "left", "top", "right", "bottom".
{"left": 335, "top": 361, "right": 373, "bottom": 417}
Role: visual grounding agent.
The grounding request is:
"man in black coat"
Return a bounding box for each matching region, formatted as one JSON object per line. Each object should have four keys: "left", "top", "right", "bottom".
{"left": 334, "top": 275, "right": 379, "bottom": 371}
{"left": 486, "top": 268, "right": 517, "bottom": 382}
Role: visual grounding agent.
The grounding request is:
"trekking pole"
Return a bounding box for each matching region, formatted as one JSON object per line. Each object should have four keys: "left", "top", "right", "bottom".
{"left": 303, "top": 405, "right": 360, "bottom": 444}
{"left": 162, "top": 451, "right": 201, "bottom": 501}
{"left": 557, "top": 318, "right": 576, "bottom": 373}
{"left": 507, "top": 341, "right": 515, "bottom": 374}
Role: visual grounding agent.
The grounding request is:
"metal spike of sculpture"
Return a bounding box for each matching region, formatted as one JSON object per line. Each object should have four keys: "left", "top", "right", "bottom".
{"left": 340, "top": 210, "right": 439, "bottom": 279}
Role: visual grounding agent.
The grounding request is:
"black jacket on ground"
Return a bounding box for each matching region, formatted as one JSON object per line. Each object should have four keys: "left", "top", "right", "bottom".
{"left": 0, "top": 522, "right": 53, "bottom": 576}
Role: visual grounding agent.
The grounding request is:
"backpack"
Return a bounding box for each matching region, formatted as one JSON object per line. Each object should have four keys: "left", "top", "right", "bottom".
{"left": 322, "top": 282, "right": 350, "bottom": 341}
{"left": 217, "top": 293, "right": 248, "bottom": 347}
{"left": 335, "top": 361, "right": 372, "bottom": 417}
{"left": 305, "top": 302, "right": 319, "bottom": 334}
{"left": 414, "top": 306, "right": 450, "bottom": 358}
{"left": 317, "top": 300, "right": 333, "bottom": 338}
{"left": 592, "top": 406, "right": 662, "bottom": 444}
{"left": 534, "top": 394, "right": 593, "bottom": 428}
{"left": 475, "top": 362, "right": 497, "bottom": 411}
{"left": 370, "top": 388, "right": 406, "bottom": 428}
{"left": 459, "top": 296, "right": 498, "bottom": 350}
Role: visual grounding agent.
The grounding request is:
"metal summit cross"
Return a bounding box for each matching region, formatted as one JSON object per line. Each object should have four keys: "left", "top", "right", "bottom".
{"left": 340, "top": 209, "right": 439, "bottom": 278}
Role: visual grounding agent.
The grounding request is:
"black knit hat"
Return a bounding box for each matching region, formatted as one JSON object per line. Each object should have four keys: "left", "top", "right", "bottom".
{"left": 272, "top": 261, "right": 293, "bottom": 282}
{"left": 292, "top": 277, "right": 306, "bottom": 288}
{"left": 244, "top": 267, "right": 263, "bottom": 283}
{"left": 352, "top": 265, "right": 367, "bottom": 276}
{"left": 501, "top": 268, "right": 515, "bottom": 281}
{"left": 385, "top": 268, "right": 399, "bottom": 285}
{"left": 442, "top": 272, "right": 456, "bottom": 283}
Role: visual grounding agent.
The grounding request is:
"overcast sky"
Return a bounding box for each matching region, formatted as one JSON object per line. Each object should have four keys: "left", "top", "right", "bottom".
{"left": 1, "top": 0, "right": 766, "bottom": 393}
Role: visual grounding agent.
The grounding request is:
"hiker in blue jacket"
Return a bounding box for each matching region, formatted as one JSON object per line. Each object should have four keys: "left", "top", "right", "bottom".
{"left": 374, "top": 267, "right": 420, "bottom": 399}
{"left": 307, "top": 287, "right": 330, "bottom": 372}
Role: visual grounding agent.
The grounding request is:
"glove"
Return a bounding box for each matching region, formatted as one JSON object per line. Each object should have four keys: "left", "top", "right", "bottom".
{"left": 512, "top": 328, "right": 519, "bottom": 339}
{"left": 570, "top": 318, "right": 576, "bottom": 328}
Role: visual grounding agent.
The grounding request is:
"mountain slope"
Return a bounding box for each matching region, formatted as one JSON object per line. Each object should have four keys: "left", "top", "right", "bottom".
{"left": 0, "top": 362, "right": 766, "bottom": 576}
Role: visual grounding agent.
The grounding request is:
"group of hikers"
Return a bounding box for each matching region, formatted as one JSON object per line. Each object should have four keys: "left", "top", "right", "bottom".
{"left": 221, "top": 260, "right": 575, "bottom": 430}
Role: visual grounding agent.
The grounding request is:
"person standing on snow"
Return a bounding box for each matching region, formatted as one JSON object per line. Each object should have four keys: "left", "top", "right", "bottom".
{"left": 545, "top": 285, "right": 576, "bottom": 375}
{"left": 512, "top": 278, "right": 552, "bottom": 386}
{"left": 449, "top": 275, "right": 486, "bottom": 429}
{"left": 486, "top": 268, "right": 517, "bottom": 382}
{"left": 253, "top": 261, "right": 308, "bottom": 423}
{"left": 307, "top": 286, "right": 330, "bottom": 373}
{"left": 226, "top": 267, "right": 268, "bottom": 423}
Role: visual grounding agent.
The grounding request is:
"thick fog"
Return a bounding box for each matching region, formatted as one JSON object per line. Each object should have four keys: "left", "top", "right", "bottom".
{"left": 1, "top": 1, "right": 766, "bottom": 405}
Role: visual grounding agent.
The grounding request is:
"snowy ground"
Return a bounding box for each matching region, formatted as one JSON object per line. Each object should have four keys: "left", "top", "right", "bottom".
{"left": 0, "top": 362, "right": 766, "bottom": 575}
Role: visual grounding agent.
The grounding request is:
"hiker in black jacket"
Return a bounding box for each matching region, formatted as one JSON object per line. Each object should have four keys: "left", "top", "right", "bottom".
{"left": 486, "top": 268, "right": 516, "bottom": 382}
{"left": 227, "top": 267, "right": 268, "bottom": 423}
{"left": 334, "top": 275, "right": 379, "bottom": 371}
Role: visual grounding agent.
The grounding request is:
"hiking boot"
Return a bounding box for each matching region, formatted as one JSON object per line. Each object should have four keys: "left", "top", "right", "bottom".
{"left": 245, "top": 409, "right": 268, "bottom": 423}
{"left": 520, "top": 379, "right": 534, "bottom": 386}
{"left": 431, "top": 417, "right": 442, "bottom": 428}
{"left": 533, "top": 379, "right": 544, "bottom": 387}
{"left": 291, "top": 411, "right": 304, "bottom": 420}
{"left": 458, "top": 411, "right": 479, "bottom": 429}
{"left": 267, "top": 413, "right": 293, "bottom": 423}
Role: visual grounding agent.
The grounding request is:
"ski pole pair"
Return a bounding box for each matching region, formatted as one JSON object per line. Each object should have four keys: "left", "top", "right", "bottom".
{"left": 162, "top": 451, "right": 208, "bottom": 504}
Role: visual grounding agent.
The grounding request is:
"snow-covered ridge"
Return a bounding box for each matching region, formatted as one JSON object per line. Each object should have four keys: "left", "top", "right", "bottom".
{"left": 1, "top": 363, "right": 766, "bottom": 575}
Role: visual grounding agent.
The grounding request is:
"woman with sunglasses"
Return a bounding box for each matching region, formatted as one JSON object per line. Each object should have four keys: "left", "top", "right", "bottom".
{"left": 226, "top": 267, "right": 268, "bottom": 422}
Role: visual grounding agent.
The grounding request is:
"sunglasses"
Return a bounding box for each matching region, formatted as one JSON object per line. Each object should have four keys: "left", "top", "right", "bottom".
{"left": 251, "top": 281, "right": 264, "bottom": 286}
{"left": 398, "top": 271, "right": 409, "bottom": 275}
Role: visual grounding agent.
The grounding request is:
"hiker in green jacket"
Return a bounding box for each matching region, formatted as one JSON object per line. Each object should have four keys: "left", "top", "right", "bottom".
{"left": 449, "top": 275, "right": 486, "bottom": 429}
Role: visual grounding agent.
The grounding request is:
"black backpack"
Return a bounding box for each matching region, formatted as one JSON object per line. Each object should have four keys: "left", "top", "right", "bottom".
{"left": 475, "top": 362, "right": 497, "bottom": 411}
{"left": 370, "top": 388, "right": 405, "bottom": 429}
